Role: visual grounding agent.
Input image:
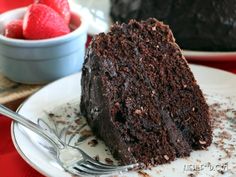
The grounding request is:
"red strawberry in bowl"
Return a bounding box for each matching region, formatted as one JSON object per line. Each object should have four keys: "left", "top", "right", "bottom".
{"left": 4, "top": 19, "right": 24, "bottom": 39}
{"left": 23, "top": 4, "right": 70, "bottom": 40}
{"left": 0, "top": 1, "right": 87, "bottom": 84}
{"left": 37, "top": 0, "right": 71, "bottom": 24}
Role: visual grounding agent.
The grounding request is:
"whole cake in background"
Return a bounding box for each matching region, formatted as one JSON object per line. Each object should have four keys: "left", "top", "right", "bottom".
{"left": 80, "top": 18, "right": 212, "bottom": 167}
{"left": 110, "top": 0, "right": 236, "bottom": 51}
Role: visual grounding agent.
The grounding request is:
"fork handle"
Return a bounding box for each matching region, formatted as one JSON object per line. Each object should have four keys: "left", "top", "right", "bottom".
{"left": 0, "top": 104, "right": 65, "bottom": 149}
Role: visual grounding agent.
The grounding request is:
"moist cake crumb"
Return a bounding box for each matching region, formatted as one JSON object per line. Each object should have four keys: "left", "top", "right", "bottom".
{"left": 80, "top": 18, "right": 212, "bottom": 167}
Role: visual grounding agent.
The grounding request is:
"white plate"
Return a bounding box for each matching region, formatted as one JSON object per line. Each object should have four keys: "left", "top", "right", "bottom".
{"left": 74, "top": 0, "right": 236, "bottom": 62}
{"left": 11, "top": 64, "right": 236, "bottom": 177}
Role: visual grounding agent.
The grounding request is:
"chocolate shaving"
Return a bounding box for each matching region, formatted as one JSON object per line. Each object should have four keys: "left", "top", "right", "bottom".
{"left": 138, "top": 171, "right": 151, "bottom": 177}
{"left": 217, "top": 169, "right": 225, "bottom": 174}
{"left": 94, "top": 155, "right": 100, "bottom": 162}
{"left": 208, "top": 97, "right": 236, "bottom": 159}
{"left": 105, "top": 158, "right": 114, "bottom": 165}
{"left": 75, "top": 119, "right": 81, "bottom": 125}
{"left": 218, "top": 131, "right": 232, "bottom": 140}
{"left": 188, "top": 174, "right": 196, "bottom": 177}
{"left": 80, "top": 129, "right": 93, "bottom": 137}
{"left": 88, "top": 139, "right": 98, "bottom": 147}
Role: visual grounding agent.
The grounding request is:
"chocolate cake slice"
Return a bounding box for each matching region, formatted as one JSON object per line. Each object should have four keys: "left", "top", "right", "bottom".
{"left": 80, "top": 18, "right": 212, "bottom": 167}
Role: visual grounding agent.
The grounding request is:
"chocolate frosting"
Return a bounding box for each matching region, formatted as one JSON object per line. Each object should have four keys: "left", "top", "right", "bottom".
{"left": 111, "top": 0, "right": 236, "bottom": 51}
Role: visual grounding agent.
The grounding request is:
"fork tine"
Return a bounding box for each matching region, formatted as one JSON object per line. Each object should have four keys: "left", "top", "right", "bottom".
{"left": 66, "top": 167, "right": 90, "bottom": 177}
{"left": 75, "top": 146, "right": 139, "bottom": 170}
{"left": 87, "top": 159, "right": 139, "bottom": 171}
{"left": 73, "top": 164, "right": 124, "bottom": 175}
{"left": 75, "top": 147, "right": 117, "bottom": 169}
{"left": 81, "top": 161, "right": 129, "bottom": 173}
{"left": 85, "top": 156, "right": 117, "bottom": 169}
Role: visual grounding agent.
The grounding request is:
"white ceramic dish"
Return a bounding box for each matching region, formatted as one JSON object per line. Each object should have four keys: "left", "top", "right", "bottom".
{"left": 11, "top": 64, "right": 236, "bottom": 177}
{"left": 0, "top": 4, "right": 87, "bottom": 84}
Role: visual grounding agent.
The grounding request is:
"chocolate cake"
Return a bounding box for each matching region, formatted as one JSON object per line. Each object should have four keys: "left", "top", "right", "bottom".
{"left": 110, "top": 0, "right": 236, "bottom": 51}
{"left": 80, "top": 18, "right": 212, "bottom": 167}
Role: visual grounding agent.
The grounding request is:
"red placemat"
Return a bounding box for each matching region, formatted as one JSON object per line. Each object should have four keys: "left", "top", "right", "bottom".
{"left": 0, "top": 115, "right": 44, "bottom": 177}
{"left": 0, "top": 2, "right": 44, "bottom": 177}
{"left": 0, "top": 2, "right": 236, "bottom": 177}
{"left": 0, "top": 0, "right": 34, "bottom": 13}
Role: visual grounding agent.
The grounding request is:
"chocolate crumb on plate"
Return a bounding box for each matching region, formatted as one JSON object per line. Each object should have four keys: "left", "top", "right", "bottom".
{"left": 80, "top": 129, "right": 93, "bottom": 137}
{"left": 48, "top": 113, "right": 55, "bottom": 117}
{"left": 88, "top": 139, "right": 98, "bottom": 147}
{"left": 137, "top": 171, "right": 151, "bottom": 177}
{"left": 187, "top": 174, "right": 196, "bottom": 177}
{"left": 105, "top": 158, "right": 114, "bottom": 165}
{"left": 217, "top": 169, "right": 225, "bottom": 175}
{"left": 94, "top": 155, "right": 99, "bottom": 162}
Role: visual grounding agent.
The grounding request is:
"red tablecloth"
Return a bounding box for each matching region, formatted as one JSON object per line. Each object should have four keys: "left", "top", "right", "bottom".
{"left": 0, "top": 2, "right": 44, "bottom": 177}
{"left": 0, "top": 0, "right": 34, "bottom": 13}
{"left": 0, "top": 2, "right": 236, "bottom": 177}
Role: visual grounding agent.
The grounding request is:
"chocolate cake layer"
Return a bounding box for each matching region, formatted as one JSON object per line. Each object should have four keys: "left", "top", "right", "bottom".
{"left": 110, "top": 0, "right": 236, "bottom": 51}
{"left": 80, "top": 18, "right": 212, "bottom": 167}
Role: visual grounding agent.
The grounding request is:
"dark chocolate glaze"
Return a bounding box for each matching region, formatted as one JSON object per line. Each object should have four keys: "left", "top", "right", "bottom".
{"left": 80, "top": 47, "right": 137, "bottom": 164}
{"left": 80, "top": 18, "right": 212, "bottom": 167}
{"left": 110, "top": 0, "right": 236, "bottom": 51}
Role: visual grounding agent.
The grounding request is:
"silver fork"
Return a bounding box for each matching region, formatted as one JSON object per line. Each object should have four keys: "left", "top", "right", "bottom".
{"left": 0, "top": 104, "right": 139, "bottom": 176}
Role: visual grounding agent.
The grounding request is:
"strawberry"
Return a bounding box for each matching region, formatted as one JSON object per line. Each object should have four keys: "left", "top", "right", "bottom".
{"left": 23, "top": 4, "right": 70, "bottom": 40}
{"left": 37, "top": 0, "right": 71, "bottom": 24}
{"left": 4, "top": 20, "right": 24, "bottom": 39}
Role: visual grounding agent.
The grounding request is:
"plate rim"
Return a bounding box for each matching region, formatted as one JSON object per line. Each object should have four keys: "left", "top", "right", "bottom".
{"left": 11, "top": 123, "right": 53, "bottom": 177}
{"left": 183, "top": 50, "right": 236, "bottom": 61}
{"left": 10, "top": 64, "right": 236, "bottom": 177}
{"left": 183, "top": 50, "right": 236, "bottom": 55}
{"left": 10, "top": 73, "right": 81, "bottom": 177}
